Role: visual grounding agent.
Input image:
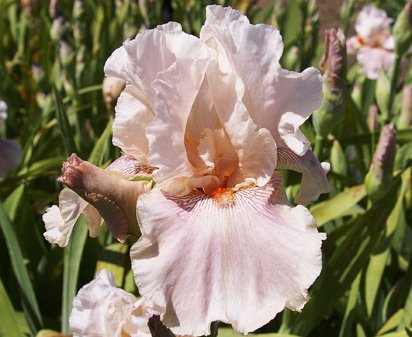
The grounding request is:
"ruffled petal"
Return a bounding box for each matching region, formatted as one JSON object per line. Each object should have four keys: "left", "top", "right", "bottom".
{"left": 357, "top": 47, "right": 395, "bottom": 80}
{"left": 201, "top": 17, "right": 278, "bottom": 187}
{"left": 144, "top": 33, "right": 211, "bottom": 193}
{"left": 201, "top": 6, "right": 321, "bottom": 156}
{"left": 0, "top": 139, "right": 22, "bottom": 178}
{"left": 355, "top": 5, "right": 392, "bottom": 45}
{"left": 277, "top": 147, "right": 330, "bottom": 205}
{"left": 70, "top": 269, "right": 156, "bottom": 337}
{"left": 113, "top": 86, "right": 154, "bottom": 162}
{"left": 203, "top": 5, "right": 249, "bottom": 27}
{"left": 58, "top": 154, "right": 152, "bottom": 242}
{"left": 43, "top": 188, "right": 88, "bottom": 247}
{"left": 131, "top": 173, "right": 326, "bottom": 335}
{"left": 104, "top": 22, "right": 184, "bottom": 104}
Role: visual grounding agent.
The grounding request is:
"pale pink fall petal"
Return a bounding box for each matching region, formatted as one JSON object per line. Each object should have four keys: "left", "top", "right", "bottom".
{"left": 0, "top": 139, "right": 22, "bottom": 178}
{"left": 201, "top": 6, "right": 322, "bottom": 156}
{"left": 131, "top": 173, "right": 326, "bottom": 336}
{"left": 357, "top": 47, "right": 395, "bottom": 80}
{"left": 43, "top": 188, "right": 89, "bottom": 247}
{"left": 113, "top": 86, "right": 154, "bottom": 162}
{"left": 58, "top": 154, "right": 152, "bottom": 242}
{"left": 70, "top": 269, "right": 157, "bottom": 337}
{"left": 108, "top": 153, "right": 155, "bottom": 176}
{"left": 277, "top": 148, "right": 331, "bottom": 205}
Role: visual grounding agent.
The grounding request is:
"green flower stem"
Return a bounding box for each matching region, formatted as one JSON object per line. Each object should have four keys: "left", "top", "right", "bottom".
{"left": 314, "top": 136, "right": 324, "bottom": 160}
{"left": 386, "top": 54, "right": 402, "bottom": 123}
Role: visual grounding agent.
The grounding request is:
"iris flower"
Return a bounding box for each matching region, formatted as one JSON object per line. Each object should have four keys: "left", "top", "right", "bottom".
{"left": 347, "top": 5, "right": 395, "bottom": 79}
{"left": 70, "top": 269, "right": 160, "bottom": 337}
{"left": 44, "top": 5, "right": 330, "bottom": 336}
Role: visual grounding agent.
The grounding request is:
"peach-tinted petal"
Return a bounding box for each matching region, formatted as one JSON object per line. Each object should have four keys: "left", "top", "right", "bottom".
{"left": 357, "top": 47, "right": 395, "bottom": 79}
{"left": 113, "top": 86, "right": 153, "bottom": 162}
{"left": 145, "top": 34, "right": 211, "bottom": 193}
{"left": 43, "top": 188, "right": 88, "bottom": 247}
{"left": 277, "top": 148, "right": 331, "bottom": 205}
{"left": 0, "top": 139, "right": 22, "bottom": 177}
{"left": 70, "top": 269, "right": 158, "bottom": 337}
{"left": 131, "top": 173, "right": 325, "bottom": 335}
{"left": 58, "top": 154, "right": 152, "bottom": 242}
{"left": 201, "top": 23, "right": 277, "bottom": 186}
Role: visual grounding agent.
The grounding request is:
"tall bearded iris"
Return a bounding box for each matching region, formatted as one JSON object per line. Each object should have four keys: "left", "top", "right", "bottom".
{"left": 46, "top": 5, "right": 330, "bottom": 336}
{"left": 346, "top": 5, "right": 395, "bottom": 79}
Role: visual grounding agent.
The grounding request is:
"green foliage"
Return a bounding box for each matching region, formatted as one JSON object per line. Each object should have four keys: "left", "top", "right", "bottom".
{"left": 0, "top": 1, "right": 411, "bottom": 337}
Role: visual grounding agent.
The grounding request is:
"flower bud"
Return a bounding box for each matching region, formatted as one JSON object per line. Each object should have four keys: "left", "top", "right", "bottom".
{"left": 375, "top": 68, "right": 391, "bottom": 121}
{"left": 367, "top": 104, "right": 379, "bottom": 133}
{"left": 393, "top": 1, "right": 412, "bottom": 56}
{"left": 313, "top": 29, "right": 346, "bottom": 138}
{"left": 365, "top": 123, "right": 397, "bottom": 202}
{"left": 59, "top": 40, "right": 75, "bottom": 66}
{"left": 0, "top": 100, "right": 7, "bottom": 120}
{"left": 331, "top": 139, "right": 347, "bottom": 176}
{"left": 73, "top": 0, "right": 85, "bottom": 20}
{"left": 397, "top": 84, "right": 412, "bottom": 129}
{"left": 49, "top": 0, "right": 57, "bottom": 18}
{"left": 50, "top": 16, "right": 65, "bottom": 41}
{"left": 57, "top": 154, "right": 152, "bottom": 242}
{"left": 103, "top": 77, "right": 126, "bottom": 112}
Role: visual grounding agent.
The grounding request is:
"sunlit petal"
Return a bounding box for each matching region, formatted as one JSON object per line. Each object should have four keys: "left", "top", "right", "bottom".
{"left": 277, "top": 147, "right": 331, "bottom": 205}
{"left": 131, "top": 173, "right": 325, "bottom": 335}
{"left": 70, "top": 269, "right": 158, "bottom": 337}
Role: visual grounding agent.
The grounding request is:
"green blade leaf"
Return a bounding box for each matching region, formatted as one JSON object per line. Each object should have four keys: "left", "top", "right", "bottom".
{"left": 88, "top": 117, "right": 113, "bottom": 165}
{"left": 291, "top": 175, "right": 401, "bottom": 335}
{"left": 310, "top": 184, "right": 367, "bottom": 226}
{"left": 0, "top": 278, "right": 25, "bottom": 337}
{"left": 53, "top": 85, "right": 77, "bottom": 156}
{"left": 61, "top": 216, "right": 88, "bottom": 333}
{"left": 0, "top": 202, "right": 43, "bottom": 333}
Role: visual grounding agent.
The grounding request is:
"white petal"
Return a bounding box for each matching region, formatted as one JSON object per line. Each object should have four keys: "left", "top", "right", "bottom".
{"left": 70, "top": 269, "right": 154, "bottom": 337}
{"left": 204, "top": 5, "right": 249, "bottom": 27}
{"left": 105, "top": 22, "right": 185, "bottom": 105}
{"left": 43, "top": 188, "right": 88, "bottom": 247}
{"left": 355, "top": 5, "right": 392, "bottom": 46}
{"left": 145, "top": 33, "right": 211, "bottom": 191}
{"left": 0, "top": 139, "right": 22, "bottom": 177}
{"left": 277, "top": 147, "right": 331, "bottom": 205}
{"left": 201, "top": 32, "right": 277, "bottom": 187}
{"left": 113, "top": 86, "right": 153, "bottom": 162}
{"left": 201, "top": 10, "right": 321, "bottom": 156}
{"left": 346, "top": 36, "right": 361, "bottom": 55}
{"left": 357, "top": 47, "right": 395, "bottom": 80}
{"left": 132, "top": 173, "right": 326, "bottom": 336}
